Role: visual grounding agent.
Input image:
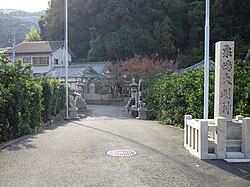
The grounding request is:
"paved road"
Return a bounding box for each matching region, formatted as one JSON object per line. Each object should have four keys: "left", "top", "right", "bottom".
{"left": 0, "top": 105, "right": 250, "bottom": 187}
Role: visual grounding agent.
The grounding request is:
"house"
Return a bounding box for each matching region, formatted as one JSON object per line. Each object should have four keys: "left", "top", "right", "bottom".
{"left": 4, "top": 41, "right": 74, "bottom": 76}
{"left": 47, "top": 62, "right": 110, "bottom": 93}
{"left": 47, "top": 62, "right": 113, "bottom": 104}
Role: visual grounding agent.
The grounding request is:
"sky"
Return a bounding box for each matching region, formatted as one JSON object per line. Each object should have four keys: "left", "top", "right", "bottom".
{"left": 0, "top": 0, "right": 49, "bottom": 12}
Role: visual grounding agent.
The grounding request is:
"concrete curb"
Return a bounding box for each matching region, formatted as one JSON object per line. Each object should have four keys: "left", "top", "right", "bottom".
{"left": 0, "top": 119, "right": 66, "bottom": 150}
{"left": 0, "top": 134, "right": 32, "bottom": 150}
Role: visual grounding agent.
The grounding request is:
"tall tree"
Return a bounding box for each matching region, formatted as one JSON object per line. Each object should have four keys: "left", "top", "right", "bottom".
{"left": 39, "top": 0, "right": 250, "bottom": 65}
{"left": 24, "top": 26, "right": 41, "bottom": 42}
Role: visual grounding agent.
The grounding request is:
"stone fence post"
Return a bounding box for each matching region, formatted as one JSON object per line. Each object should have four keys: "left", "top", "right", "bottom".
{"left": 184, "top": 115, "right": 192, "bottom": 147}
{"left": 214, "top": 117, "right": 226, "bottom": 159}
{"left": 199, "top": 120, "right": 208, "bottom": 159}
{"left": 242, "top": 117, "right": 250, "bottom": 158}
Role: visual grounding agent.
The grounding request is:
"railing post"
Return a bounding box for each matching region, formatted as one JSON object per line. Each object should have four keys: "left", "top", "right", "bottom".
{"left": 242, "top": 117, "right": 250, "bottom": 158}
{"left": 184, "top": 115, "right": 192, "bottom": 148}
{"left": 199, "top": 120, "right": 208, "bottom": 159}
{"left": 194, "top": 128, "right": 198, "bottom": 152}
{"left": 214, "top": 117, "right": 226, "bottom": 159}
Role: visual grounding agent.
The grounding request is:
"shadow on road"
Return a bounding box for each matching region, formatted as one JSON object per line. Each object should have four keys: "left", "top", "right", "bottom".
{"left": 203, "top": 160, "right": 250, "bottom": 181}
{"left": 0, "top": 136, "right": 38, "bottom": 151}
{"left": 0, "top": 120, "right": 71, "bottom": 151}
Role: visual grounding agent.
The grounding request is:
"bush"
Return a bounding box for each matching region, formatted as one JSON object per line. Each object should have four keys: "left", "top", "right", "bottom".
{"left": 143, "top": 69, "right": 214, "bottom": 128}
{"left": 143, "top": 60, "right": 249, "bottom": 128}
{"left": 234, "top": 59, "right": 250, "bottom": 116}
{"left": 41, "top": 76, "right": 53, "bottom": 122}
{"left": 0, "top": 55, "right": 66, "bottom": 143}
{"left": 40, "top": 77, "right": 67, "bottom": 122}
{"left": 0, "top": 58, "right": 42, "bottom": 141}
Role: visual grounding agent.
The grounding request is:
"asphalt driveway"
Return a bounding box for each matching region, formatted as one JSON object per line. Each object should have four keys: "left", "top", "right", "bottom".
{"left": 0, "top": 105, "right": 249, "bottom": 187}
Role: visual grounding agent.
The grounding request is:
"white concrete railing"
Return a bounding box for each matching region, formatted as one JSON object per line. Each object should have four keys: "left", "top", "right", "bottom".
{"left": 184, "top": 115, "right": 250, "bottom": 160}
{"left": 242, "top": 117, "right": 250, "bottom": 158}
{"left": 184, "top": 115, "right": 227, "bottom": 159}
{"left": 184, "top": 115, "right": 209, "bottom": 159}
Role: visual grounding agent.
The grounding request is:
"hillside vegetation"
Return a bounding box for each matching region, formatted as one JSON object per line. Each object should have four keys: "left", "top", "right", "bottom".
{"left": 0, "top": 9, "right": 44, "bottom": 48}
{"left": 39, "top": 0, "right": 250, "bottom": 67}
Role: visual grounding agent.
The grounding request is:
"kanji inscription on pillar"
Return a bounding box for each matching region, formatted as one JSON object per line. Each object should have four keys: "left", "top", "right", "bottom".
{"left": 214, "top": 41, "right": 234, "bottom": 119}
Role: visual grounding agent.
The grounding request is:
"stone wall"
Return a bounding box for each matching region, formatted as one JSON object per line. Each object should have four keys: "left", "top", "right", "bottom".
{"left": 84, "top": 94, "right": 113, "bottom": 105}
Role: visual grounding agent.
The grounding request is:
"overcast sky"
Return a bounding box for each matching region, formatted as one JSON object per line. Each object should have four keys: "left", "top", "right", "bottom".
{"left": 0, "top": 0, "right": 49, "bottom": 12}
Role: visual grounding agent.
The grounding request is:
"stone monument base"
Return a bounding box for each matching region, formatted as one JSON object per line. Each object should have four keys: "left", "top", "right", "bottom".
{"left": 136, "top": 107, "right": 147, "bottom": 120}
{"left": 69, "top": 108, "right": 79, "bottom": 120}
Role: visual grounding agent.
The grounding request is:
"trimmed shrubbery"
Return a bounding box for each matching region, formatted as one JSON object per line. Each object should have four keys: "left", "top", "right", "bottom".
{"left": 0, "top": 56, "right": 66, "bottom": 143}
{"left": 142, "top": 59, "right": 250, "bottom": 128}
{"left": 40, "top": 77, "right": 66, "bottom": 122}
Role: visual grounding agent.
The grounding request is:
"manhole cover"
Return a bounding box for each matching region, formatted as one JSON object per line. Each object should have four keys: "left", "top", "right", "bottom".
{"left": 107, "top": 150, "right": 137, "bottom": 157}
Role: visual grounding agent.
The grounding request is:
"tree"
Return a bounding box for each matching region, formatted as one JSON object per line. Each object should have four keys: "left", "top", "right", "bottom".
{"left": 24, "top": 26, "right": 41, "bottom": 42}
{"left": 39, "top": 0, "right": 250, "bottom": 65}
{"left": 108, "top": 56, "right": 176, "bottom": 81}
{"left": 154, "top": 16, "right": 176, "bottom": 59}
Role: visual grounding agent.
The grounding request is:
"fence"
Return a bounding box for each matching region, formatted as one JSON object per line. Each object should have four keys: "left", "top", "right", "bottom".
{"left": 184, "top": 115, "right": 227, "bottom": 159}
{"left": 184, "top": 115, "right": 250, "bottom": 159}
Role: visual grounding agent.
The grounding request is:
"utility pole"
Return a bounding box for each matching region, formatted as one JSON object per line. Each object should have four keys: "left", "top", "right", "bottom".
{"left": 204, "top": 0, "right": 210, "bottom": 119}
{"left": 12, "top": 31, "right": 16, "bottom": 65}
{"left": 65, "top": 0, "right": 69, "bottom": 119}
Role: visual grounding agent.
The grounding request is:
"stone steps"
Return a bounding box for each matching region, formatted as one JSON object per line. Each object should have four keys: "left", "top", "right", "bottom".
{"left": 208, "top": 153, "right": 217, "bottom": 159}
{"left": 226, "top": 152, "right": 245, "bottom": 159}
{"left": 224, "top": 152, "right": 250, "bottom": 163}
{"left": 226, "top": 139, "right": 241, "bottom": 152}
{"left": 227, "top": 139, "right": 242, "bottom": 147}
{"left": 224, "top": 159, "right": 250, "bottom": 163}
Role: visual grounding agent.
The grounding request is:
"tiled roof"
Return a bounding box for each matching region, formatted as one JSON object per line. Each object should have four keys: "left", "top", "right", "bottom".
{"left": 180, "top": 60, "right": 215, "bottom": 72}
{"left": 5, "top": 41, "right": 64, "bottom": 54}
{"left": 47, "top": 62, "right": 109, "bottom": 78}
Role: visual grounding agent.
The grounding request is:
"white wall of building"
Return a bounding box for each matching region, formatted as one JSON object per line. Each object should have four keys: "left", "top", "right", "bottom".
{"left": 52, "top": 46, "right": 72, "bottom": 67}
{"left": 15, "top": 47, "right": 72, "bottom": 75}
{"left": 15, "top": 53, "right": 51, "bottom": 74}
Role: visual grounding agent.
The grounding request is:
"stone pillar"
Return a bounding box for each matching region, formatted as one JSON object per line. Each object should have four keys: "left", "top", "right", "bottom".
{"left": 199, "top": 120, "right": 208, "bottom": 159}
{"left": 83, "top": 82, "right": 88, "bottom": 94}
{"left": 137, "top": 102, "right": 147, "bottom": 120}
{"left": 69, "top": 93, "right": 80, "bottom": 120}
{"left": 135, "top": 92, "right": 139, "bottom": 109}
{"left": 214, "top": 41, "right": 234, "bottom": 120}
{"left": 242, "top": 117, "right": 250, "bottom": 158}
{"left": 89, "top": 82, "right": 95, "bottom": 94}
{"left": 138, "top": 79, "right": 144, "bottom": 101}
{"left": 214, "top": 117, "right": 226, "bottom": 159}
{"left": 131, "top": 88, "right": 137, "bottom": 98}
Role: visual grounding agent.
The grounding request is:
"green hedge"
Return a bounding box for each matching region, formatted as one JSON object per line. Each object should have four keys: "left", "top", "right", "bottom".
{"left": 0, "top": 59, "right": 42, "bottom": 141}
{"left": 40, "top": 77, "right": 66, "bottom": 122}
{"left": 142, "top": 59, "right": 250, "bottom": 128}
{"left": 0, "top": 56, "right": 66, "bottom": 143}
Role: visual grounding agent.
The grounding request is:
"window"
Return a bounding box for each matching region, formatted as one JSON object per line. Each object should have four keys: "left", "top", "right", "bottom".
{"left": 54, "top": 58, "right": 59, "bottom": 65}
{"left": 33, "top": 57, "right": 49, "bottom": 65}
{"left": 23, "top": 57, "right": 31, "bottom": 63}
